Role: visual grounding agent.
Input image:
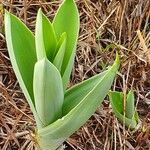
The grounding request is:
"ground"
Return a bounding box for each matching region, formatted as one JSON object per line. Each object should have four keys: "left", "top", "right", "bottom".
{"left": 0, "top": 0, "right": 150, "bottom": 150}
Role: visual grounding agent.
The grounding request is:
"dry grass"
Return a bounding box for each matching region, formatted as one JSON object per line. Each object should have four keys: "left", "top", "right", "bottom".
{"left": 0, "top": 0, "right": 150, "bottom": 149}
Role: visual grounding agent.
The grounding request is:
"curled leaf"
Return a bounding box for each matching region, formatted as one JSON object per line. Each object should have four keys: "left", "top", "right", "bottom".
{"left": 108, "top": 90, "right": 138, "bottom": 129}
{"left": 35, "top": 9, "right": 57, "bottom": 60}
{"left": 34, "top": 58, "right": 64, "bottom": 127}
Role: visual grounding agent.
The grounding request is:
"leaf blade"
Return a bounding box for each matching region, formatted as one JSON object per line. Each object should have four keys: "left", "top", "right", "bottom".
{"left": 53, "top": 0, "right": 79, "bottom": 89}
{"left": 108, "top": 91, "right": 124, "bottom": 114}
{"left": 63, "top": 70, "right": 108, "bottom": 115}
{"left": 126, "top": 90, "right": 135, "bottom": 119}
{"left": 35, "top": 9, "right": 57, "bottom": 61}
{"left": 4, "top": 11, "right": 42, "bottom": 126}
{"left": 34, "top": 58, "right": 64, "bottom": 127}
{"left": 53, "top": 32, "right": 67, "bottom": 72}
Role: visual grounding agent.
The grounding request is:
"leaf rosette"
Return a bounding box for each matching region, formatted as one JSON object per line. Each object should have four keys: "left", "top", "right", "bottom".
{"left": 5, "top": 0, "right": 120, "bottom": 149}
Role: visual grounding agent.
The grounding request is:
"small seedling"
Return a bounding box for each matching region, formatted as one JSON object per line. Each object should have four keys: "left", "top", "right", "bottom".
{"left": 108, "top": 90, "right": 139, "bottom": 129}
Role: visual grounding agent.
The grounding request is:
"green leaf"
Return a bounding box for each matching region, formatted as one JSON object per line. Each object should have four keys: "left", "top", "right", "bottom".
{"left": 33, "top": 58, "right": 64, "bottom": 127}
{"left": 108, "top": 91, "right": 123, "bottom": 114}
{"left": 108, "top": 91, "right": 137, "bottom": 129}
{"left": 53, "top": 0, "right": 79, "bottom": 89}
{"left": 35, "top": 9, "right": 57, "bottom": 61}
{"left": 53, "top": 32, "right": 67, "bottom": 72}
{"left": 63, "top": 70, "right": 108, "bottom": 115}
{"left": 4, "top": 11, "right": 42, "bottom": 126}
{"left": 36, "top": 54, "right": 119, "bottom": 150}
{"left": 126, "top": 90, "right": 135, "bottom": 119}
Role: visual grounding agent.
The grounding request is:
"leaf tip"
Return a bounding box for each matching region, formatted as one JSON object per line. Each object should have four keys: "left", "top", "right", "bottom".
{"left": 115, "top": 52, "right": 120, "bottom": 64}
{"left": 4, "top": 9, "right": 10, "bottom": 20}
{"left": 4, "top": 10, "right": 11, "bottom": 32}
{"left": 4, "top": 9, "right": 9, "bottom": 15}
{"left": 112, "top": 52, "right": 120, "bottom": 71}
{"left": 37, "top": 8, "right": 43, "bottom": 17}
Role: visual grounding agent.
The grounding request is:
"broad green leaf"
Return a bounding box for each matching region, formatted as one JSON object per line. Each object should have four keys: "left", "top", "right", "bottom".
{"left": 63, "top": 70, "right": 108, "bottom": 115}
{"left": 4, "top": 11, "right": 42, "bottom": 127}
{"left": 36, "top": 54, "right": 119, "bottom": 150}
{"left": 126, "top": 90, "right": 135, "bottom": 119}
{"left": 108, "top": 91, "right": 123, "bottom": 114}
{"left": 34, "top": 58, "right": 64, "bottom": 127}
{"left": 109, "top": 91, "right": 137, "bottom": 129}
{"left": 53, "top": 0, "right": 79, "bottom": 89}
{"left": 53, "top": 32, "right": 67, "bottom": 72}
{"left": 35, "top": 9, "right": 57, "bottom": 60}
